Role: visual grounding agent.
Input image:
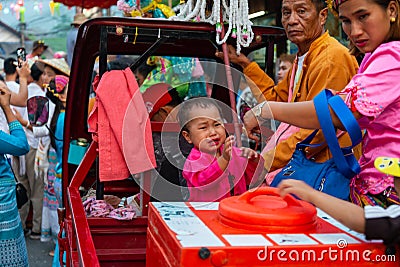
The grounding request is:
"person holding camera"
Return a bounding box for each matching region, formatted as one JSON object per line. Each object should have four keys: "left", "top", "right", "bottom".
{"left": 0, "top": 75, "right": 30, "bottom": 266}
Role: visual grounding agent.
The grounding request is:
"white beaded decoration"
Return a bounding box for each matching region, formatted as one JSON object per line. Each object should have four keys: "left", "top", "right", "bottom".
{"left": 170, "top": 0, "right": 253, "bottom": 54}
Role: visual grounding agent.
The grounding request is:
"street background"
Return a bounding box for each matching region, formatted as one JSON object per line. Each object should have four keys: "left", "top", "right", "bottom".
{"left": 26, "top": 235, "right": 55, "bottom": 266}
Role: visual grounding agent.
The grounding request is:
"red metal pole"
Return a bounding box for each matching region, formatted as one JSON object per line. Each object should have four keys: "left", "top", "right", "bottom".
{"left": 219, "top": 17, "right": 242, "bottom": 147}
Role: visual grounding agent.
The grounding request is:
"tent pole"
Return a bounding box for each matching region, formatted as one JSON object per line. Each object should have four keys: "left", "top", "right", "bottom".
{"left": 219, "top": 14, "right": 242, "bottom": 147}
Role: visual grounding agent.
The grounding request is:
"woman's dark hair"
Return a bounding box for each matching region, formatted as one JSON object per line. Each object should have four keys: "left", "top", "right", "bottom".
{"left": 46, "top": 78, "right": 65, "bottom": 149}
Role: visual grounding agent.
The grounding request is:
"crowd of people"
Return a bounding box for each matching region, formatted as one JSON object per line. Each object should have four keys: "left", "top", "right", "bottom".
{"left": 0, "top": 49, "right": 70, "bottom": 265}
{"left": 1, "top": 0, "right": 400, "bottom": 266}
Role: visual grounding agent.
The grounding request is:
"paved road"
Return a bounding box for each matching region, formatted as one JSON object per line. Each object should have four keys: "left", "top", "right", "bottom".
{"left": 25, "top": 236, "right": 55, "bottom": 267}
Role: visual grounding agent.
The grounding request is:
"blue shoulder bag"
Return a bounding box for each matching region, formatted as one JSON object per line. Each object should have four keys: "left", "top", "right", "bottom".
{"left": 270, "top": 90, "right": 363, "bottom": 200}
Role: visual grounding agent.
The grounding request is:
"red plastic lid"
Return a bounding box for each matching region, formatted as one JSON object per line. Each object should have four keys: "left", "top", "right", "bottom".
{"left": 218, "top": 187, "right": 317, "bottom": 232}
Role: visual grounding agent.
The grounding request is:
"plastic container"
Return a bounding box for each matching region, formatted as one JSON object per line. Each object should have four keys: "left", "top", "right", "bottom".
{"left": 68, "top": 138, "right": 89, "bottom": 165}
{"left": 147, "top": 187, "right": 399, "bottom": 267}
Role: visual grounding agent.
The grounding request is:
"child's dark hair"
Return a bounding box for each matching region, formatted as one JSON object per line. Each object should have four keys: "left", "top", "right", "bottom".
{"left": 177, "top": 97, "right": 223, "bottom": 131}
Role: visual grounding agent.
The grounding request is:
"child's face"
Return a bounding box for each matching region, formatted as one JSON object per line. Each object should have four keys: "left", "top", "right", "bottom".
{"left": 339, "top": 0, "right": 397, "bottom": 54}
{"left": 182, "top": 105, "right": 226, "bottom": 156}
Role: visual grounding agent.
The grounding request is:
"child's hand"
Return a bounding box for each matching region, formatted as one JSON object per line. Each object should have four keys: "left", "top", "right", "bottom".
{"left": 277, "top": 179, "right": 314, "bottom": 202}
{"left": 222, "top": 135, "right": 235, "bottom": 161}
{"left": 240, "top": 147, "right": 259, "bottom": 161}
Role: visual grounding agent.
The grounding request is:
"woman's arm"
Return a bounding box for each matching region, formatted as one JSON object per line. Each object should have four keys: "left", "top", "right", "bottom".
{"left": 244, "top": 96, "right": 362, "bottom": 140}
{"left": 9, "top": 61, "right": 30, "bottom": 107}
{"left": 0, "top": 87, "right": 29, "bottom": 155}
{"left": 0, "top": 123, "right": 30, "bottom": 156}
{"left": 278, "top": 179, "right": 365, "bottom": 233}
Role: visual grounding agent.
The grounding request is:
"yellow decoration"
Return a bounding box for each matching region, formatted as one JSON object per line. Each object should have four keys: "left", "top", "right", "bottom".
{"left": 49, "top": 0, "right": 54, "bottom": 16}
{"left": 131, "top": 0, "right": 175, "bottom": 18}
{"left": 326, "top": 0, "right": 338, "bottom": 17}
{"left": 130, "top": 10, "right": 142, "bottom": 17}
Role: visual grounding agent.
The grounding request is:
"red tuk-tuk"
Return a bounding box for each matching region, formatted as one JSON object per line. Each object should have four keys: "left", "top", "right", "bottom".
{"left": 60, "top": 17, "right": 286, "bottom": 266}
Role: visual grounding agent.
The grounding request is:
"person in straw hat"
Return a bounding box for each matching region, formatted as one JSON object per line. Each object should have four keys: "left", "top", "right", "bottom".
{"left": 38, "top": 58, "right": 70, "bottom": 82}
{"left": 27, "top": 40, "right": 48, "bottom": 60}
{"left": 67, "top": 13, "right": 87, "bottom": 67}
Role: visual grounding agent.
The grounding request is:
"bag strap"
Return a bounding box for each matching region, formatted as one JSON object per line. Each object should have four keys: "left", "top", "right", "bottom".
{"left": 4, "top": 155, "right": 19, "bottom": 183}
{"left": 296, "top": 129, "right": 320, "bottom": 150}
{"left": 313, "top": 89, "right": 362, "bottom": 178}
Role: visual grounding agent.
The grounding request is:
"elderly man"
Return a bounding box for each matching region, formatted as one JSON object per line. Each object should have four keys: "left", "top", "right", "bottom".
{"left": 217, "top": 0, "right": 359, "bottom": 184}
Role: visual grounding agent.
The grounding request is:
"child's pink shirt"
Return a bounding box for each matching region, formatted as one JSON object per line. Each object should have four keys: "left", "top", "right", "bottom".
{"left": 342, "top": 41, "right": 400, "bottom": 195}
{"left": 183, "top": 146, "right": 264, "bottom": 202}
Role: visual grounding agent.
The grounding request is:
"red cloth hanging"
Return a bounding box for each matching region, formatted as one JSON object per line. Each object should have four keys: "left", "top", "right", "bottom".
{"left": 88, "top": 67, "right": 156, "bottom": 182}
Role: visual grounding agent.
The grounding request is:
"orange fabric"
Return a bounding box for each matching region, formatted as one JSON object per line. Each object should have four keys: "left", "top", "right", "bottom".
{"left": 88, "top": 97, "right": 96, "bottom": 115}
{"left": 243, "top": 32, "right": 360, "bottom": 173}
{"left": 88, "top": 68, "right": 156, "bottom": 181}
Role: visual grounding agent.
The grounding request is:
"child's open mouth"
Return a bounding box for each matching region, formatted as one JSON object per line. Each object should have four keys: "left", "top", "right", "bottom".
{"left": 209, "top": 138, "right": 220, "bottom": 146}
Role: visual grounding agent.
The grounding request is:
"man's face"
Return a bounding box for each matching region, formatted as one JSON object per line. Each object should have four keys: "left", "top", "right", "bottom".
{"left": 281, "top": 0, "right": 326, "bottom": 52}
{"left": 36, "top": 46, "right": 45, "bottom": 56}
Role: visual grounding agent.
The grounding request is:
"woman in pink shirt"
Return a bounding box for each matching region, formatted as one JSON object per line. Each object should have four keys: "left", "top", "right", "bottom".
{"left": 179, "top": 97, "right": 264, "bottom": 202}
{"left": 244, "top": 0, "right": 400, "bottom": 208}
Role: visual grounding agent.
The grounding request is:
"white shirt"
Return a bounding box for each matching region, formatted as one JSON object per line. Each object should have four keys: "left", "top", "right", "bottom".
{"left": 294, "top": 53, "right": 307, "bottom": 90}
{"left": 0, "top": 81, "right": 23, "bottom": 134}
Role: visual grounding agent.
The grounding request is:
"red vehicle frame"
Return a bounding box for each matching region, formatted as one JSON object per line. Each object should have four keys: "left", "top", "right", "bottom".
{"left": 60, "top": 17, "right": 286, "bottom": 266}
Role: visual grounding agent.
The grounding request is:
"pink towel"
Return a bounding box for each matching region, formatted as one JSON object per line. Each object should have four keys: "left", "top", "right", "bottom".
{"left": 88, "top": 68, "right": 156, "bottom": 181}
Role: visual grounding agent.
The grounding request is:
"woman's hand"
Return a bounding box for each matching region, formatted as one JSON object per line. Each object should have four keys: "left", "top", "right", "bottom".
{"left": 0, "top": 84, "right": 19, "bottom": 124}
{"left": 0, "top": 85, "right": 11, "bottom": 109}
{"left": 240, "top": 147, "right": 258, "bottom": 161}
{"left": 16, "top": 61, "right": 31, "bottom": 81}
{"left": 13, "top": 108, "right": 25, "bottom": 125}
{"left": 243, "top": 108, "right": 261, "bottom": 142}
